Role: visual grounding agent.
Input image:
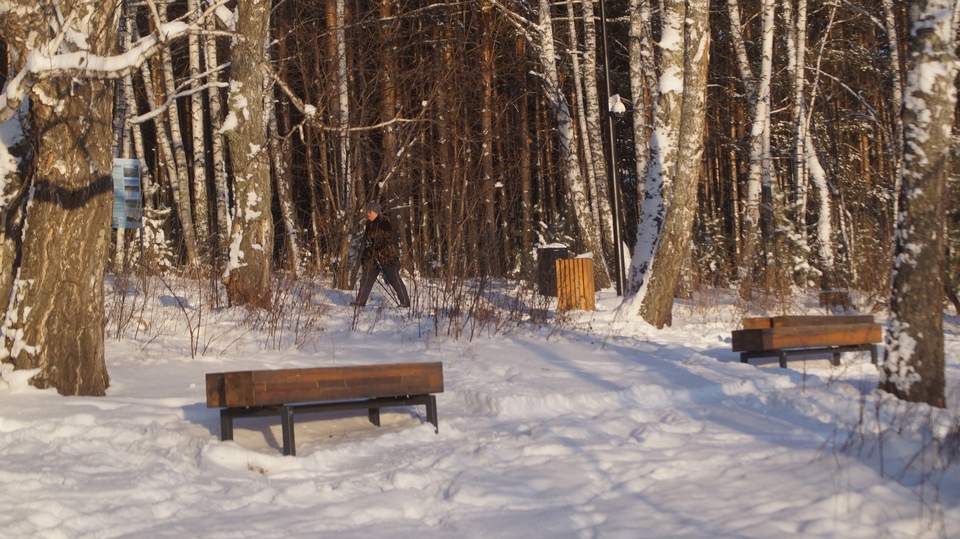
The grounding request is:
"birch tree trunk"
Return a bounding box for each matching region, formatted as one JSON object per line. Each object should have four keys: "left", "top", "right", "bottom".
{"left": 635, "top": 0, "right": 709, "bottom": 327}
{"left": 139, "top": 34, "right": 181, "bottom": 267}
{"left": 187, "top": 0, "right": 210, "bottom": 262}
{"left": 331, "top": 0, "right": 356, "bottom": 290}
{"left": 882, "top": 0, "right": 905, "bottom": 238}
{"left": 580, "top": 0, "right": 616, "bottom": 268}
{"left": 628, "top": 0, "right": 657, "bottom": 251}
{"left": 536, "top": 0, "right": 611, "bottom": 289}
{"left": 126, "top": 15, "right": 171, "bottom": 272}
{"left": 269, "top": 106, "right": 301, "bottom": 275}
{"left": 222, "top": 0, "right": 274, "bottom": 308}
{"left": 0, "top": 0, "right": 116, "bottom": 395}
{"left": 783, "top": 0, "right": 836, "bottom": 289}
{"left": 627, "top": 0, "right": 684, "bottom": 299}
{"left": 731, "top": 0, "right": 775, "bottom": 301}
{"left": 206, "top": 0, "right": 231, "bottom": 263}
{"left": 158, "top": 1, "right": 200, "bottom": 266}
{"left": 881, "top": 0, "right": 958, "bottom": 408}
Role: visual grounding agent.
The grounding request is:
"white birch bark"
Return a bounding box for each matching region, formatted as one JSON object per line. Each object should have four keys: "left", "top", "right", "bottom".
{"left": 188, "top": 0, "right": 210, "bottom": 259}
{"left": 205, "top": 0, "right": 231, "bottom": 262}
{"left": 626, "top": 0, "right": 683, "bottom": 302}
{"left": 628, "top": 0, "right": 657, "bottom": 236}
{"left": 579, "top": 0, "right": 615, "bottom": 264}
{"left": 157, "top": 0, "right": 199, "bottom": 266}
{"left": 882, "top": 0, "right": 959, "bottom": 408}
{"left": 536, "top": 0, "right": 611, "bottom": 288}
{"left": 783, "top": 0, "right": 835, "bottom": 285}
{"left": 729, "top": 0, "right": 774, "bottom": 299}
{"left": 881, "top": 0, "right": 905, "bottom": 229}
{"left": 636, "top": 0, "right": 710, "bottom": 327}
{"left": 332, "top": 0, "right": 356, "bottom": 290}
{"left": 269, "top": 104, "right": 302, "bottom": 275}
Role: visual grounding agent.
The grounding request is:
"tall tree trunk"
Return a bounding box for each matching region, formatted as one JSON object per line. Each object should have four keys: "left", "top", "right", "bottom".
{"left": 784, "top": 0, "right": 837, "bottom": 289}
{"left": 635, "top": 0, "right": 709, "bottom": 327}
{"left": 731, "top": 0, "right": 775, "bottom": 301}
{"left": 628, "top": 0, "right": 684, "bottom": 298}
{"left": 581, "top": 0, "right": 616, "bottom": 268}
{"left": 188, "top": 0, "right": 211, "bottom": 263}
{"left": 481, "top": 9, "right": 498, "bottom": 276}
{"left": 0, "top": 0, "right": 116, "bottom": 395}
{"left": 628, "top": 0, "right": 657, "bottom": 256}
{"left": 536, "top": 0, "right": 611, "bottom": 289}
{"left": 881, "top": 0, "right": 958, "bottom": 408}
{"left": 222, "top": 0, "right": 274, "bottom": 309}
{"left": 330, "top": 0, "right": 356, "bottom": 290}
{"left": 882, "top": 0, "right": 905, "bottom": 231}
{"left": 205, "top": 0, "right": 230, "bottom": 264}
{"left": 158, "top": 0, "right": 200, "bottom": 266}
{"left": 270, "top": 103, "right": 302, "bottom": 275}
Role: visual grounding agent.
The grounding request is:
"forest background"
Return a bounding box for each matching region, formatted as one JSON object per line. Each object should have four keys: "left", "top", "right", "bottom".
{"left": 0, "top": 0, "right": 957, "bottom": 405}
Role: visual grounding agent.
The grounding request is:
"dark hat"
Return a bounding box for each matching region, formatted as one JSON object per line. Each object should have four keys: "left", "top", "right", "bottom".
{"left": 365, "top": 202, "right": 382, "bottom": 214}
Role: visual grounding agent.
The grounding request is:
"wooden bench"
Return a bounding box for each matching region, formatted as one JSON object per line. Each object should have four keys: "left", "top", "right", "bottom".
{"left": 732, "top": 315, "right": 882, "bottom": 368}
{"left": 205, "top": 362, "right": 443, "bottom": 456}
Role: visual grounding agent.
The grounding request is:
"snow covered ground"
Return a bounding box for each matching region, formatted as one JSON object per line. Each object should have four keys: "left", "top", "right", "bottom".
{"left": 1, "top": 279, "right": 958, "bottom": 538}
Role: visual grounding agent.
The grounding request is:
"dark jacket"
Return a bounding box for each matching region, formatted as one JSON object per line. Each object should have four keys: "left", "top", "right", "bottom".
{"left": 360, "top": 215, "right": 400, "bottom": 268}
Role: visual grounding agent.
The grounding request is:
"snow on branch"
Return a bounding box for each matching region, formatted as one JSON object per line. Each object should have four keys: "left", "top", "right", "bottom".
{"left": 0, "top": 1, "right": 233, "bottom": 124}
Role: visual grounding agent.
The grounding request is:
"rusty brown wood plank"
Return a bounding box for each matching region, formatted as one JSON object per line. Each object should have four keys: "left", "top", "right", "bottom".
{"left": 206, "top": 373, "right": 226, "bottom": 407}
{"left": 732, "top": 323, "right": 882, "bottom": 352}
{"left": 221, "top": 371, "right": 255, "bottom": 407}
{"left": 740, "top": 315, "right": 874, "bottom": 330}
{"left": 741, "top": 318, "right": 773, "bottom": 329}
{"left": 206, "top": 362, "right": 444, "bottom": 408}
{"left": 769, "top": 315, "right": 873, "bottom": 327}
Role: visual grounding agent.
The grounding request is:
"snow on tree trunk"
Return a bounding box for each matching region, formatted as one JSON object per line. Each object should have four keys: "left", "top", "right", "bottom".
{"left": 0, "top": 1, "right": 116, "bottom": 395}
{"left": 577, "top": 0, "right": 616, "bottom": 269}
{"left": 626, "top": 0, "right": 684, "bottom": 303}
{"left": 205, "top": 0, "right": 231, "bottom": 263}
{"left": 187, "top": 0, "right": 211, "bottom": 263}
{"left": 882, "top": 0, "right": 905, "bottom": 229}
{"left": 536, "top": 0, "right": 611, "bottom": 289}
{"left": 881, "top": 0, "right": 958, "bottom": 408}
{"left": 634, "top": 0, "right": 709, "bottom": 328}
{"left": 331, "top": 0, "right": 356, "bottom": 291}
{"left": 222, "top": 0, "right": 274, "bottom": 309}
{"left": 733, "top": 0, "right": 775, "bottom": 301}
{"left": 783, "top": 0, "right": 836, "bottom": 289}
{"left": 269, "top": 100, "right": 302, "bottom": 276}
{"left": 627, "top": 0, "right": 657, "bottom": 256}
{"left": 157, "top": 1, "right": 200, "bottom": 267}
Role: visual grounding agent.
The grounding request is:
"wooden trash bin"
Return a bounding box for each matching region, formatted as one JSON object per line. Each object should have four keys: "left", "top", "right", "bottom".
{"left": 556, "top": 258, "right": 595, "bottom": 313}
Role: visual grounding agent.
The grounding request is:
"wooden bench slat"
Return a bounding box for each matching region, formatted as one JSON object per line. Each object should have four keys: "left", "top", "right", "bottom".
{"left": 732, "top": 323, "right": 881, "bottom": 352}
{"left": 206, "top": 361, "right": 444, "bottom": 408}
{"left": 741, "top": 315, "right": 874, "bottom": 330}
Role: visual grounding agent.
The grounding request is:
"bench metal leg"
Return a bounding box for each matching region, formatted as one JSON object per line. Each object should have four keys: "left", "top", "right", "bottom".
{"left": 368, "top": 407, "right": 381, "bottom": 427}
{"left": 220, "top": 410, "right": 234, "bottom": 441}
{"left": 280, "top": 406, "right": 296, "bottom": 456}
{"left": 871, "top": 344, "right": 878, "bottom": 365}
{"left": 778, "top": 351, "right": 787, "bottom": 369}
{"left": 426, "top": 395, "right": 438, "bottom": 433}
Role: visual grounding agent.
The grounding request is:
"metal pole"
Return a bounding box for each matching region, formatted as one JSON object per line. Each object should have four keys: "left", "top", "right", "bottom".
{"left": 597, "top": 0, "right": 627, "bottom": 295}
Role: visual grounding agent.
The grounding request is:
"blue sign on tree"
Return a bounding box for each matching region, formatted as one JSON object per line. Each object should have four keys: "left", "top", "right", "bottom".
{"left": 112, "top": 158, "right": 142, "bottom": 229}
